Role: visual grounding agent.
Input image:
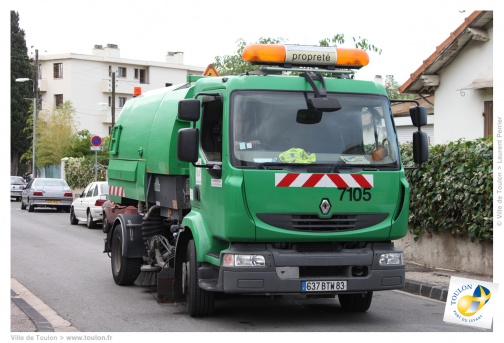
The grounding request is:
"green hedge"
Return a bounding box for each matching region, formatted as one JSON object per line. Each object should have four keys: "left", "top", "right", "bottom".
{"left": 65, "top": 156, "right": 107, "bottom": 190}
{"left": 400, "top": 138, "right": 493, "bottom": 242}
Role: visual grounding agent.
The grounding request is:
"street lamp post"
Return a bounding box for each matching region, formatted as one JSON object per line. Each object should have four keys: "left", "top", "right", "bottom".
{"left": 15, "top": 77, "right": 37, "bottom": 178}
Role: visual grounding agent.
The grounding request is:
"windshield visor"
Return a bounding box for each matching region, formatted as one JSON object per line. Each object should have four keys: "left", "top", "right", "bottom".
{"left": 230, "top": 91, "right": 399, "bottom": 169}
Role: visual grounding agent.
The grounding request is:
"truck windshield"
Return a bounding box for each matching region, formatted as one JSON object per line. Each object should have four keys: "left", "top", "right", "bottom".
{"left": 230, "top": 90, "right": 400, "bottom": 170}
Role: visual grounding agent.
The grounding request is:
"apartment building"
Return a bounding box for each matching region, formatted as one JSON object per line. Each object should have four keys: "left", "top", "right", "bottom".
{"left": 36, "top": 43, "right": 205, "bottom": 137}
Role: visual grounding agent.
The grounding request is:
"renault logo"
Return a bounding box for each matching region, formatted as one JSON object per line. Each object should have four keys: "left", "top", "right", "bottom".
{"left": 320, "top": 198, "right": 331, "bottom": 215}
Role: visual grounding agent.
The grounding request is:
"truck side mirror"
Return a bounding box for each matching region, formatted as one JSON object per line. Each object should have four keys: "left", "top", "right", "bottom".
{"left": 410, "top": 106, "right": 427, "bottom": 127}
{"left": 178, "top": 99, "right": 201, "bottom": 122}
{"left": 413, "top": 131, "right": 429, "bottom": 164}
{"left": 177, "top": 128, "right": 199, "bottom": 163}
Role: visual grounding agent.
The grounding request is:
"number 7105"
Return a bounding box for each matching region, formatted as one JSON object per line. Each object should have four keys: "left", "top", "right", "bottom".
{"left": 339, "top": 188, "right": 372, "bottom": 202}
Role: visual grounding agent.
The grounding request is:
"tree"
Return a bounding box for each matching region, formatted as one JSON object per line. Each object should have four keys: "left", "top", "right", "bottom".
{"left": 10, "top": 11, "right": 34, "bottom": 176}
{"left": 34, "top": 101, "right": 76, "bottom": 166}
{"left": 319, "top": 34, "right": 382, "bottom": 55}
{"left": 385, "top": 75, "right": 417, "bottom": 100}
{"left": 66, "top": 129, "right": 94, "bottom": 158}
{"left": 213, "top": 35, "right": 382, "bottom": 75}
{"left": 213, "top": 37, "right": 285, "bottom": 75}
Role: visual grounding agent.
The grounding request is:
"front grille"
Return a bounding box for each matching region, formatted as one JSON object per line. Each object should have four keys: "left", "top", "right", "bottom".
{"left": 257, "top": 213, "right": 388, "bottom": 232}
{"left": 293, "top": 214, "right": 356, "bottom": 231}
{"left": 296, "top": 242, "right": 343, "bottom": 253}
{"left": 300, "top": 266, "right": 347, "bottom": 278}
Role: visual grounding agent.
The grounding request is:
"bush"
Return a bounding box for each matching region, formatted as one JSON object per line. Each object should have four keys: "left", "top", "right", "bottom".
{"left": 65, "top": 156, "right": 107, "bottom": 189}
{"left": 401, "top": 138, "right": 493, "bottom": 242}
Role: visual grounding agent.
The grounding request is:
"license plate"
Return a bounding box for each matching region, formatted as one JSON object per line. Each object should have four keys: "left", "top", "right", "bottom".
{"left": 302, "top": 280, "right": 347, "bottom": 292}
{"left": 46, "top": 200, "right": 60, "bottom": 204}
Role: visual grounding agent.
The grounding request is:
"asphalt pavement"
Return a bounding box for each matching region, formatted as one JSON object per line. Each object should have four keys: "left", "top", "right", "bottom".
{"left": 10, "top": 262, "right": 493, "bottom": 332}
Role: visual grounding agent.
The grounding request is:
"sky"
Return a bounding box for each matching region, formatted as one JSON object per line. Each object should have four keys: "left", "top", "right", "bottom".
{"left": 6, "top": 0, "right": 500, "bottom": 84}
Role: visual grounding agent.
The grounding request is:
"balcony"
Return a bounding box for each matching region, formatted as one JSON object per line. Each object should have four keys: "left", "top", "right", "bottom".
{"left": 37, "top": 78, "right": 47, "bottom": 92}
{"left": 100, "top": 107, "right": 121, "bottom": 124}
{"left": 101, "top": 78, "right": 143, "bottom": 95}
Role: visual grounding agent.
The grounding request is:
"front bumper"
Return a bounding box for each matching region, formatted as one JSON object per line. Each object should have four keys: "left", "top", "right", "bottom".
{"left": 200, "top": 242, "right": 404, "bottom": 294}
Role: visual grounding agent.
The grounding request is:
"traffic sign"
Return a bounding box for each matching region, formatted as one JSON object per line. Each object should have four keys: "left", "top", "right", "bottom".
{"left": 90, "top": 146, "right": 103, "bottom": 151}
{"left": 91, "top": 135, "right": 102, "bottom": 147}
{"left": 203, "top": 64, "right": 219, "bottom": 76}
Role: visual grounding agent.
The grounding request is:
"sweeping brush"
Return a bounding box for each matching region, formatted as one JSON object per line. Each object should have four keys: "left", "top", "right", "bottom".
{"left": 134, "top": 264, "right": 160, "bottom": 286}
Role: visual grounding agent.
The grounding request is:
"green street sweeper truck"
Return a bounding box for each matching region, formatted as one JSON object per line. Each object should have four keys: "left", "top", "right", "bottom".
{"left": 103, "top": 43, "right": 429, "bottom": 317}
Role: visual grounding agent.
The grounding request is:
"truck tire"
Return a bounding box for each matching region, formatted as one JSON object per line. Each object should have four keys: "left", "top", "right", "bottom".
{"left": 186, "top": 239, "right": 214, "bottom": 317}
{"left": 102, "top": 214, "right": 110, "bottom": 233}
{"left": 70, "top": 208, "right": 79, "bottom": 225}
{"left": 338, "top": 291, "right": 373, "bottom": 312}
{"left": 111, "top": 228, "right": 142, "bottom": 285}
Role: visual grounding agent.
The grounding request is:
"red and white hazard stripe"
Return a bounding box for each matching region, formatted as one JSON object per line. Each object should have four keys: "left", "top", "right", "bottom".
{"left": 275, "top": 173, "right": 373, "bottom": 188}
{"left": 109, "top": 185, "right": 125, "bottom": 197}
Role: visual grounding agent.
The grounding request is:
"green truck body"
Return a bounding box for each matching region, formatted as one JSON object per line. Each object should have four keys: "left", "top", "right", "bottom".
{"left": 104, "top": 45, "right": 428, "bottom": 316}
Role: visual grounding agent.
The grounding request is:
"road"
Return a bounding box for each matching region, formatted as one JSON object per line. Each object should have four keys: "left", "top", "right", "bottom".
{"left": 10, "top": 201, "right": 484, "bottom": 333}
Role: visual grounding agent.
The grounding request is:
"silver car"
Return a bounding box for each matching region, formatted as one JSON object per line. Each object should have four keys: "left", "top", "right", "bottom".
{"left": 21, "top": 178, "right": 73, "bottom": 212}
{"left": 70, "top": 181, "right": 108, "bottom": 228}
{"left": 11, "top": 176, "right": 26, "bottom": 201}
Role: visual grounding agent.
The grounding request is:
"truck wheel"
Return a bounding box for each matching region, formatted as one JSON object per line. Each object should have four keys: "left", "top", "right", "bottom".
{"left": 86, "top": 210, "right": 96, "bottom": 229}
{"left": 102, "top": 214, "right": 110, "bottom": 233}
{"left": 338, "top": 291, "right": 373, "bottom": 312}
{"left": 70, "top": 208, "right": 79, "bottom": 225}
{"left": 186, "top": 239, "right": 214, "bottom": 317}
{"left": 111, "top": 228, "right": 141, "bottom": 285}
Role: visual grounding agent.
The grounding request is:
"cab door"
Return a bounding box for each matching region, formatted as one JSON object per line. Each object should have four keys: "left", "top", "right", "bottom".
{"left": 193, "top": 95, "right": 227, "bottom": 239}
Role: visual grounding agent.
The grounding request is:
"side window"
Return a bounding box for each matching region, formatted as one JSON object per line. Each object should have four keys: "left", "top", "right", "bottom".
{"left": 81, "top": 186, "right": 89, "bottom": 198}
{"left": 200, "top": 97, "right": 223, "bottom": 163}
{"left": 118, "top": 67, "right": 127, "bottom": 78}
{"left": 26, "top": 180, "right": 34, "bottom": 189}
{"left": 86, "top": 185, "right": 95, "bottom": 197}
{"left": 119, "top": 97, "right": 127, "bottom": 107}
{"left": 55, "top": 94, "right": 64, "bottom": 107}
{"left": 53, "top": 63, "right": 63, "bottom": 78}
{"left": 93, "top": 185, "right": 99, "bottom": 197}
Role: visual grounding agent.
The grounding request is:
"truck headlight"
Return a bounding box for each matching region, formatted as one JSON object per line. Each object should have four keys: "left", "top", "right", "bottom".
{"left": 222, "top": 254, "right": 266, "bottom": 267}
{"left": 379, "top": 253, "right": 403, "bottom": 266}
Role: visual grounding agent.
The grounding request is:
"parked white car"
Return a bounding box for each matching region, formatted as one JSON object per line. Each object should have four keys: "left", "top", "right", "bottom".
{"left": 11, "top": 176, "right": 26, "bottom": 201}
{"left": 70, "top": 181, "right": 108, "bottom": 228}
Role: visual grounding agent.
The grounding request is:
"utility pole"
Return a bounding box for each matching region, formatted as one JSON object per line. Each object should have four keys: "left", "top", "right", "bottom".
{"left": 33, "top": 49, "right": 39, "bottom": 177}
{"left": 111, "top": 71, "right": 116, "bottom": 128}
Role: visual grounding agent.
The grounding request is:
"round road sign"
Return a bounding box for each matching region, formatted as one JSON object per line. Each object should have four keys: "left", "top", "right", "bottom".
{"left": 91, "top": 135, "right": 102, "bottom": 147}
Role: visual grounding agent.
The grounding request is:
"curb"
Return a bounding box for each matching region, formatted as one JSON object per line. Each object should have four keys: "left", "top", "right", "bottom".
{"left": 11, "top": 278, "right": 80, "bottom": 332}
{"left": 11, "top": 289, "right": 54, "bottom": 332}
{"left": 403, "top": 280, "right": 448, "bottom": 302}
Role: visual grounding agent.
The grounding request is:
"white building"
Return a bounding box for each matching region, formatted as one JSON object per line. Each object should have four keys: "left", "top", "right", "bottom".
{"left": 399, "top": 11, "right": 493, "bottom": 144}
{"left": 36, "top": 43, "right": 205, "bottom": 137}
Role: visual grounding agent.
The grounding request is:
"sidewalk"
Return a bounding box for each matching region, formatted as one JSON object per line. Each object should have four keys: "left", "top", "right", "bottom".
{"left": 403, "top": 262, "right": 493, "bottom": 301}
{"left": 11, "top": 263, "right": 493, "bottom": 332}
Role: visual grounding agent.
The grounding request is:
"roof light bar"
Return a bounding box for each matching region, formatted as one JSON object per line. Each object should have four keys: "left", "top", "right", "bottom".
{"left": 242, "top": 44, "right": 369, "bottom": 69}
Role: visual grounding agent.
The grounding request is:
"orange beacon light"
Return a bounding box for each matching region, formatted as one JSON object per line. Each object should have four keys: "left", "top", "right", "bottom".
{"left": 242, "top": 44, "right": 369, "bottom": 69}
